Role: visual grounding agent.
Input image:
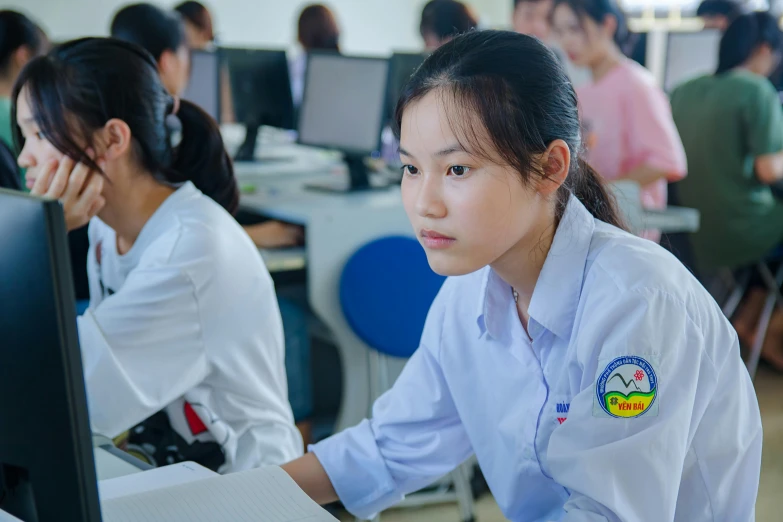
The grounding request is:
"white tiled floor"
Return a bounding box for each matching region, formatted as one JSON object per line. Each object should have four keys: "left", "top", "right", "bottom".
{"left": 339, "top": 366, "right": 783, "bottom": 522}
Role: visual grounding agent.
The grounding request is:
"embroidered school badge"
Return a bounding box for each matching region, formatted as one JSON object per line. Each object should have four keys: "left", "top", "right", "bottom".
{"left": 594, "top": 356, "right": 658, "bottom": 418}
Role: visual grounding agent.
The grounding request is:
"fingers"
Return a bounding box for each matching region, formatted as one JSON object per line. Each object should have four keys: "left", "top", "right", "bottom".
{"left": 65, "top": 174, "right": 105, "bottom": 232}
{"left": 30, "top": 159, "right": 58, "bottom": 197}
{"left": 45, "top": 156, "right": 75, "bottom": 200}
{"left": 61, "top": 160, "right": 92, "bottom": 205}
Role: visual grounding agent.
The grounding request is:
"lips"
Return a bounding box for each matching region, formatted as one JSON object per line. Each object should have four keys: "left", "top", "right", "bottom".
{"left": 421, "top": 229, "right": 456, "bottom": 249}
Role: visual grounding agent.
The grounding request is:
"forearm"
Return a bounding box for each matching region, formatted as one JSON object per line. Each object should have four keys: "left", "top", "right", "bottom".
{"left": 282, "top": 453, "right": 339, "bottom": 505}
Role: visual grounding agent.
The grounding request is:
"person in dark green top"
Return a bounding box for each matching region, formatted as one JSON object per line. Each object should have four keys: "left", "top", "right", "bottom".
{"left": 0, "top": 10, "right": 47, "bottom": 189}
{"left": 672, "top": 12, "right": 783, "bottom": 273}
{"left": 672, "top": 11, "right": 783, "bottom": 369}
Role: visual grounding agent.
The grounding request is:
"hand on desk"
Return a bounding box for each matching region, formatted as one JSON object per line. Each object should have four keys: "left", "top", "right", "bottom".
{"left": 244, "top": 221, "right": 304, "bottom": 248}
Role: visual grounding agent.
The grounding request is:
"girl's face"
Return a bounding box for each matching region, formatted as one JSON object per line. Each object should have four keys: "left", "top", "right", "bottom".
{"left": 16, "top": 89, "right": 66, "bottom": 190}
{"left": 159, "top": 44, "right": 191, "bottom": 96}
{"left": 513, "top": 0, "right": 554, "bottom": 42}
{"left": 551, "top": 4, "right": 613, "bottom": 67}
{"left": 399, "top": 90, "right": 553, "bottom": 277}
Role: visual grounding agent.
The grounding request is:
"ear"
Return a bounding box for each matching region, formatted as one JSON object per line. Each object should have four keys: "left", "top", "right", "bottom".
{"left": 12, "top": 46, "right": 32, "bottom": 70}
{"left": 97, "top": 119, "right": 133, "bottom": 164}
{"left": 602, "top": 14, "right": 618, "bottom": 41}
{"left": 536, "top": 139, "right": 571, "bottom": 197}
{"left": 158, "top": 49, "right": 174, "bottom": 73}
{"left": 755, "top": 43, "right": 773, "bottom": 59}
{"left": 157, "top": 49, "right": 177, "bottom": 85}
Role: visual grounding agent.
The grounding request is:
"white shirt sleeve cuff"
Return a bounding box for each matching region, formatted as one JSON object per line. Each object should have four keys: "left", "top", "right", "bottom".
{"left": 309, "top": 419, "right": 404, "bottom": 520}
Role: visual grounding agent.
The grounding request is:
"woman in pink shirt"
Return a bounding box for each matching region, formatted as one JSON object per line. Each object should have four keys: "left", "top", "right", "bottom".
{"left": 552, "top": 0, "right": 687, "bottom": 240}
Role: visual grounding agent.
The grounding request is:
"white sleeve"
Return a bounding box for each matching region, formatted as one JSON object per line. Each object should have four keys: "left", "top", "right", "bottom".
{"left": 77, "top": 264, "right": 209, "bottom": 438}
{"left": 545, "top": 288, "right": 722, "bottom": 521}
{"left": 309, "top": 281, "right": 473, "bottom": 520}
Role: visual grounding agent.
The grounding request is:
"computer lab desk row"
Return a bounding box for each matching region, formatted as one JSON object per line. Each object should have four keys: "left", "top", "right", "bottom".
{"left": 240, "top": 173, "right": 701, "bottom": 434}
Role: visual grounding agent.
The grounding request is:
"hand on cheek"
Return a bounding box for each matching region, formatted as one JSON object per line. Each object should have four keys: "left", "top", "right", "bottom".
{"left": 31, "top": 152, "right": 107, "bottom": 232}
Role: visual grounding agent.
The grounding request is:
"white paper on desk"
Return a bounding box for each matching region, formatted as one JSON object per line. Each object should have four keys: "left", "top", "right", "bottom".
{"left": 99, "top": 461, "right": 217, "bottom": 501}
{"left": 101, "top": 465, "right": 338, "bottom": 522}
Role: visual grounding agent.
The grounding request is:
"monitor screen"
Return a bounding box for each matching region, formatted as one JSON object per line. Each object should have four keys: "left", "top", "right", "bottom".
{"left": 385, "top": 52, "right": 427, "bottom": 126}
{"left": 664, "top": 30, "right": 721, "bottom": 92}
{"left": 630, "top": 32, "right": 647, "bottom": 68}
{"left": 0, "top": 190, "right": 101, "bottom": 522}
{"left": 221, "top": 48, "right": 295, "bottom": 130}
{"left": 297, "top": 53, "right": 389, "bottom": 155}
{"left": 182, "top": 50, "right": 220, "bottom": 122}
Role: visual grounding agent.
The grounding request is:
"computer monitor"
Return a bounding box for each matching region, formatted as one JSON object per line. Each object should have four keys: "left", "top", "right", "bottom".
{"left": 385, "top": 52, "right": 427, "bottom": 127}
{"left": 630, "top": 32, "right": 647, "bottom": 68}
{"left": 664, "top": 30, "right": 721, "bottom": 92}
{"left": 0, "top": 190, "right": 101, "bottom": 522}
{"left": 181, "top": 49, "right": 220, "bottom": 123}
{"left": 298, "top": 52, "right": 390, "bottom": 191}
{"left": 221, "top": 47, "right": 296, "bottom": 162}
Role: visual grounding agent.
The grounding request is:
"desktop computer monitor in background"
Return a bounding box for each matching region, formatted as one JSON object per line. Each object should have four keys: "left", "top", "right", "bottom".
{"left": 385, "top": 52, "right": 427, "bottom": 127}
{"left": 664, "top": 30, "right": 721, "bottom": 92}
{"left": 181, "top": 49, "right": 220, "bottom": 123}
{"left": 221, "top": 48, "right": 296, "bottom": 162}
{"left": 298, "top": 52, "right": 390, "bottom": 191}
{"left": 0, "top": 190, "right": 101, "bottom": 522}
{"left": 630, "top": 32, "right": 647, "bottom": 68}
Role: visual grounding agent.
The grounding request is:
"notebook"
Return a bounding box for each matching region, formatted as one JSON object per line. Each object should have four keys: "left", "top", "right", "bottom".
{"left": 99, "top": 461, "right": 218, "bottom": 501}
{"left": 101, "top": 465, "right": 338, "bottom": 522}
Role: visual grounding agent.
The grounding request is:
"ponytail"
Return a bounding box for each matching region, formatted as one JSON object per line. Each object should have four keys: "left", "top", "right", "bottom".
{"left": 557, "top": 157, "right": 625, "bottom": 229}
{"left": 166, "top": 99, "right": 239, "bottom": 215}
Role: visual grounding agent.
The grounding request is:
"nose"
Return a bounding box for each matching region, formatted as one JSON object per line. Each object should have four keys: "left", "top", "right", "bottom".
{"left": 415, "top": 172, "right": 447, "bottom": 219}
{"left": 17, "top": 140, "right": 36, "bottom": 170}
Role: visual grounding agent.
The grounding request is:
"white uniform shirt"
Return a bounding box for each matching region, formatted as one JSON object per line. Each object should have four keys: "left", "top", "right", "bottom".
{"left": 311, "top": 196, "right": 762, "bottom": 521}
{"left": 77, "top": 182, "right": 302, "bottom": 473}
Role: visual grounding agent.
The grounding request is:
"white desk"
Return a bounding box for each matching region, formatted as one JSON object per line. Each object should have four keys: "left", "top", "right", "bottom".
{"left": 92, "top": 435, "right": 148, "bottom": 480}
{"left": 94, "top": 447, "right": 144, "bottom": 481}
{"left": 259, "top": 247, "right": 307, "bottom": 273}
{"left": 243, "top": 183, "right": 411, "bottom": 432}
{"left": 241, "top": 176, "right": 701, "bottom": 433}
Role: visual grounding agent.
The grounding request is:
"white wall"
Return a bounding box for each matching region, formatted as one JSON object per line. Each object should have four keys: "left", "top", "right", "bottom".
{"left": 11, "top": 0, "right": 513, "bottom": 56}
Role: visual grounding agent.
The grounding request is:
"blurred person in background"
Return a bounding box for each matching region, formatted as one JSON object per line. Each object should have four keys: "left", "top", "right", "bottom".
{"left": 290, "top": 4, "right": 341, "bottom": 107}
{"left": 697, "top": 0, "right": 743, "bottom": 31}
{"left": 552, "top": 0, "right": 686, "bottom": 242}
{"left": 672, "top": 12, "right": 783, "bottom": 370}
{"left": 420, "top": 0, "right": 479, "bottom": 51}
{"left": 175, "top": 1, "right": 215, "bottom": 50}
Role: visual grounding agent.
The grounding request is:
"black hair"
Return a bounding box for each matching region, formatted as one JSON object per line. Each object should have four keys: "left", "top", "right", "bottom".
{"left": 696, "top": 0, "right": 742, "bottom": 20}
{"left": 420, "top": 0, "right": 479, "bottom": 43}
{"left": 552, "top": 0, "right": 635, "bottom": 56}
{"left": 175, "top": 1, "right": 214, "bottom": 41}
{"left": 393, "top": 30, "right": 623, "bottom": 229}
{"left": 0, "top": 11, "right": 46, "bottom": 76}
{"left": 110, "top": 3, "right": 186, "bottom": 62}
{"left": 298, "top": 4, "right": 340, "bottom": 52}
{"left": 11, "top": 37, "right": 238, "bottom": 214}
{"left": 716, "top": 11, "right": 782, "bottom": 74}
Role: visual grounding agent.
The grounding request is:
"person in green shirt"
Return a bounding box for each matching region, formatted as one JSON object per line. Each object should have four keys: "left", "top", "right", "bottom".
{"left": 671, "top": 11, "right": 783, "bottom": 369}
{"left": 0, "top": 10, "right": 47, "bottom": 189}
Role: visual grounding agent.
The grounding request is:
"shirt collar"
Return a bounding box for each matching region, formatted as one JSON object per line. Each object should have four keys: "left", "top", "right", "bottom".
{"left": 477, "top": 195, "right": 595, "bottom": 341}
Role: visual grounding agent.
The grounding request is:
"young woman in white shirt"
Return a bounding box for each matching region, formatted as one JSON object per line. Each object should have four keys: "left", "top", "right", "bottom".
{"left": 13, "top": 37, "right": 302, "bottom": 472}
{"left": 281, "top": 30, "right": 760, "bottom": 521}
